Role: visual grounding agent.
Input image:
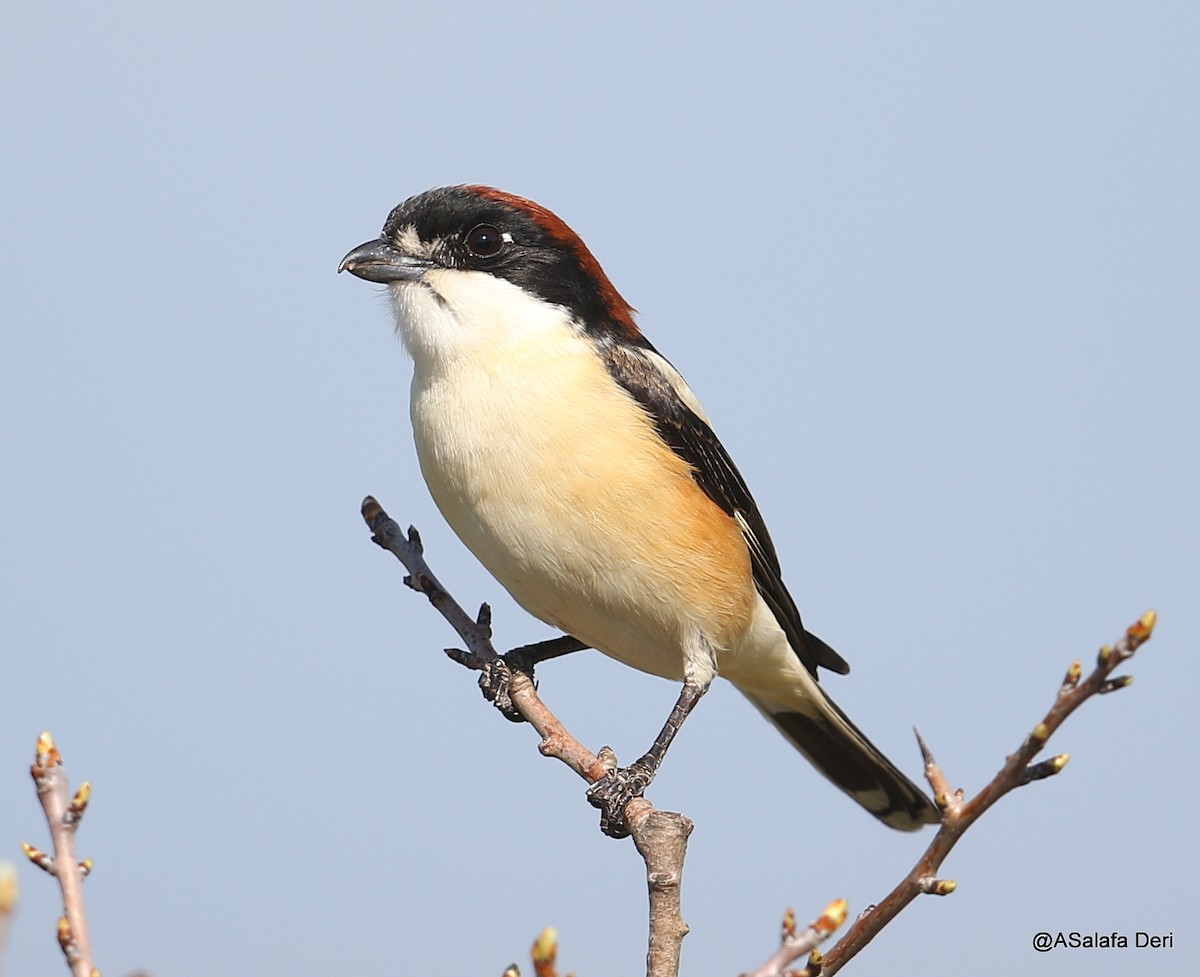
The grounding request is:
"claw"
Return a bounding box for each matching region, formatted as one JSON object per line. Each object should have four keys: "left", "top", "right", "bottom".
{"left": 479, "top": 659, "right": 525, "bottom": 723}
{"left": 586, "top": 763, "right": 653, "bottom": 838}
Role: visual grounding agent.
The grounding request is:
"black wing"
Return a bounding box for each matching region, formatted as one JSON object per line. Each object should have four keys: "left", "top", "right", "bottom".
{"left": 598, "top": 339, "right": 850, "bottom": 678}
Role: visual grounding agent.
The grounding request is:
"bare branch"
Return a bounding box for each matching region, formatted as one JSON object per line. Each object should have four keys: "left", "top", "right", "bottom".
{"left": 362, "top": 496, "right": 692, "bottom": 977}
{"left": 364, "top": 495, "right": 1157, "bottom": 976}
{"left": 820, "top": 610, "right": 1158, "bottom": 974}
{"left": 26, "top": 732, "right": 97, "bottom": 977}
{"left": 742, "top": 899, "right": 848, "bottom": 977}
{"left": 631, "top": 811, "right": 693, "bottom": 977}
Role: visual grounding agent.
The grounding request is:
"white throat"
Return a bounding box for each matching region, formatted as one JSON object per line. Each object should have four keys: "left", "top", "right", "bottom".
{"left": 387, "top": 269, "right": 580, "bottom": 379}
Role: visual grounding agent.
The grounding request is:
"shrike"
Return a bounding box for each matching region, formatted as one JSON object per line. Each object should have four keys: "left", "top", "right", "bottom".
{"left": 340, "top": 185, "right": 938, "bottom": 836}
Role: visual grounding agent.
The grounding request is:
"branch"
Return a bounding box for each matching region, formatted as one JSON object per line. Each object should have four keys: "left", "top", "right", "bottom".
{"left": 820, "top": 610, "right": 1158, "bottom": 974}
{"left": 361, "top": 496, "right": 694, "bottom": 977}
{"left": 25, "top": 732, "right": 97, "bottom": 977}
{"left": 741, "top": 900, "right": 848, "bottom": 977}
{"left": 362, "top": 494, "right": 1156, "bottom": 976}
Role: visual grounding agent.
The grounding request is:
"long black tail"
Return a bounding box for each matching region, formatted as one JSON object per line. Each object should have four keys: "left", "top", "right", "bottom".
{"left": 743, "top": 691, "right": 939, "bottom": 831}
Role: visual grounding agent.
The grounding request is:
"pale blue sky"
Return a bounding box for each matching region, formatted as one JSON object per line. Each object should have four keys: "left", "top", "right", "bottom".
{"left": 2, "top": 4, "right": 1196, "bottom": 975}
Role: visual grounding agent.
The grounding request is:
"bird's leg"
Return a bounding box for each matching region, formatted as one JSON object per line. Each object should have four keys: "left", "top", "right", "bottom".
{"left": 587, "top": 678, "right": 710, "bottom": 838}
{"left": 480, "top": 635, "right": 590, "bottom": 722}
{"left": 507, "top": 634, "right": 590, "bottom": 673}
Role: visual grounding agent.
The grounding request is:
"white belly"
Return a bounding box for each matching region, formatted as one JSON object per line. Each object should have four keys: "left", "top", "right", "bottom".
{"left": 393, "top": 271, "right": 756, "bottom": 684}
{"left": 411, "top": 346, "right": 675, "bottom": 677}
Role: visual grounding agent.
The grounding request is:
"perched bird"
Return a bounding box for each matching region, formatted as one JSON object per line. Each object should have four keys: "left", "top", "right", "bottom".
{"left": 340, "top": 185, "right": 938, "bottom": 836}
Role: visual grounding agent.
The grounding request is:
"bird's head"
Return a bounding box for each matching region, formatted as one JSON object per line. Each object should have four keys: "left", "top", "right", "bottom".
{"left": 339, "top": 186, "right": 643, "bottom": 361}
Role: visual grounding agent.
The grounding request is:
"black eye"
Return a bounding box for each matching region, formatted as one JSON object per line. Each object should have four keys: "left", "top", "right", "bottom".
{"left": 465, "top": 223, "right": 505, "bottom": 258}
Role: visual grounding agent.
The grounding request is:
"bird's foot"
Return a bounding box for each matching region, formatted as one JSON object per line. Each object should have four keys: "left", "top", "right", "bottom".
{"left": 480, "top": 637, "right": 588, "bottom": 723}
{"left": 479, "top": 651, "right": 536, "bottom": 723}
{"left": 479, "top": 657, "right": 522, "bottom": 723}
{"left": 586, "top": 760, "right": 654, "bottom": 839}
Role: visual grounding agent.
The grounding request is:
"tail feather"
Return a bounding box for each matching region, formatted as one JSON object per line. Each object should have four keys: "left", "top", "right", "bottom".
{"left": 744, "top": 690, "right": 939, "bottom": 831}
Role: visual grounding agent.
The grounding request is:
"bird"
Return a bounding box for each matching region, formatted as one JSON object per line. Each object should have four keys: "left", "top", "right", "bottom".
{"left": 339, "top": 185, "right": 939, "bottom": 837}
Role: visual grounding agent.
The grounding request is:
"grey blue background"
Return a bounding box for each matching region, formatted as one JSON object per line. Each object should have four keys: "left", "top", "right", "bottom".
{"left": 3, "top": 3, "right": 1196, "bottom": 975}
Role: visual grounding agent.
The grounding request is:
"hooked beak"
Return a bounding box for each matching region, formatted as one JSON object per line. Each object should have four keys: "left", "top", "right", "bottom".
{"left": 338, "top": 239, "right": 436, "bottom": 283}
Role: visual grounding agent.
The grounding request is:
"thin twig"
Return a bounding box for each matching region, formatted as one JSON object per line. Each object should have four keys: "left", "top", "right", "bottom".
{"left": 362, "top": 496, "right": 693, "bottom": 977}
{"left": 26, "top": 732, "right": 96, "bottom": 977}
{"left": 820, "top": 611, "right": 1158, "bottom": 974}
{"left": 742, "top": 900, "right": 848, "bottom": 977}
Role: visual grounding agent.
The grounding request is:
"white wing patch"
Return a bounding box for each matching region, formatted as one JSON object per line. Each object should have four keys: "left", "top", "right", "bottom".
{"left": 640, "top": 348, "right": 713, "bottom": 425}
